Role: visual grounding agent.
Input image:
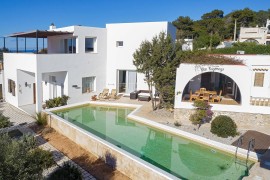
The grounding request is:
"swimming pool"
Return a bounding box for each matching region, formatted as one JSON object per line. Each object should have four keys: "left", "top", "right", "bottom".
{"left": 52, "top": 104, "right": 254, "bottom": 179}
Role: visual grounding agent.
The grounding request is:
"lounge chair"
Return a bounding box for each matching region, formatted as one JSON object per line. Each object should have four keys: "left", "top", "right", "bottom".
{"left": 109, "top": 89, "right": 117, "bottom": 100}
{"left": 211, "top": 90, "right": 222, "bottom": 102}
{"left": 98, "top": 88, "right": 109, "bottom": 100}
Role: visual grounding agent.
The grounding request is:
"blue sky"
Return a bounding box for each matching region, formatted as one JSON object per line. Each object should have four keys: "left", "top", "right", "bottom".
{"left": 1, "top": 0, "right": 269, "bottom": 48}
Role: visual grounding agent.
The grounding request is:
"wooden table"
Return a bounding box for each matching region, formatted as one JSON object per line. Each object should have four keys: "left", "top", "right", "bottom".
{"left": 195, "top": 90, "right": 217, "bottom": 101}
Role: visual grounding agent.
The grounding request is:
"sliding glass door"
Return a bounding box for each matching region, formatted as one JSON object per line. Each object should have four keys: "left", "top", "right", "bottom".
{"left": 117, "top": 70, "right": 137, "bottom": 94}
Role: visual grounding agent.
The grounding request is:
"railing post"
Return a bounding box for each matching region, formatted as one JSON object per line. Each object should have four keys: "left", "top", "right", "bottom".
{"left": 36, "top": 30, "right": 38, "bottom": 54}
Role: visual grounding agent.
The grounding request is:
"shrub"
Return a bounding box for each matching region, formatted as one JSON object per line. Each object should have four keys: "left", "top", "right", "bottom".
{"left": 45, "top": 95, "right": 70, "bottom": 109}
{"left": 174, "top": 121, "right": 182, "bottom": 127}
{"left": 48, "top": 163, "right": 82, "bottom": 180}
{"left": 0, "top": 134, "right": 54, "bottom": 179}
{"left": 61, "top": 95, "right": 69, "bottom": 106}
{"left": 211, "top": 115, "right": 238, "bottom": 138}
{"left": 0, "top": 113, "right": 12, "bottom": 128}
{"left": 189, "top": 110, "right": 207, "bottom": 125}
{"left": 189, "top": 100, "right": 213, "bottom": 126}
{"left": 193, "top": 100, "right": 210, "bottom": 109}
{"left": 36, "top": 112, "right": 47, "bottom": 126}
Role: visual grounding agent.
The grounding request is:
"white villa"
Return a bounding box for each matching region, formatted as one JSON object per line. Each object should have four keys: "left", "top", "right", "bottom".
{"left": 239, "top": 19, "right": 270, "bottom": 45}
{"left": 2, "top": 22, "right": 176, "bottom": 113}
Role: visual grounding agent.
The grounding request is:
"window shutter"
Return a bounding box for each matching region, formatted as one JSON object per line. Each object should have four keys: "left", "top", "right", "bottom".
{"left": 8, "top": 79, "right": 11, "bottom": 93}
{"left": 12, "top": 81, "right": 16, "bottom": 96}
{"left": 254, "top": 73, "right": 264, "bottom": 87}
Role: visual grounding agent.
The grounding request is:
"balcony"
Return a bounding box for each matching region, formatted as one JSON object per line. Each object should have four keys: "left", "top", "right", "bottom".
{"left": 2, "top": 30, "right": 73, "bottom": 54}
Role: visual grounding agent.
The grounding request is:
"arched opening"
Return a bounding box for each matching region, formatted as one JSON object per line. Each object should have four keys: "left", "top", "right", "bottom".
{"left": 182, "top": 72, "right": 241, "bottom": 105}
{"left": 244, "top": 39, "right": 259, "bottom": 44}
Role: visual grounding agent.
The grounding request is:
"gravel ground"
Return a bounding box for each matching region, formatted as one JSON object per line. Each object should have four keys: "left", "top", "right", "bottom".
{"left": 150, "top": 108, "right": 244, "bottom": 145}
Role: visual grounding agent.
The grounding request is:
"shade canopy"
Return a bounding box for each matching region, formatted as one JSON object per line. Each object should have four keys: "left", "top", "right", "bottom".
{"left": 8, "top": 30, "right": 73, "bottom": 38}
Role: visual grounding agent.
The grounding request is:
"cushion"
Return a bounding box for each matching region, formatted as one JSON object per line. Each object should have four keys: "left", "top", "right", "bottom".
{"left": 139, "top": 93, "right": 150, "bottom": 97}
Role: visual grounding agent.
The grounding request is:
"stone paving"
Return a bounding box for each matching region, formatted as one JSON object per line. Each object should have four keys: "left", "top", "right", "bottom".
{"left": 0, "top": 102, "right": 36, "bottom": 125}
{"left": 0, "top": 102, "right": 96, "bottom": 180}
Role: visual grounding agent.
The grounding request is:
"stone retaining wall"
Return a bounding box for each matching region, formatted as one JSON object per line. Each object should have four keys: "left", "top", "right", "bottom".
{"left": 174, "top": 108, "right": 270, "bottom": 128}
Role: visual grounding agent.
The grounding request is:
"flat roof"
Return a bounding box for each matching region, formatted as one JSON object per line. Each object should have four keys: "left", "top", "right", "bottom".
{"left": 8, "top": 30, "right": 73, "bottom": 38}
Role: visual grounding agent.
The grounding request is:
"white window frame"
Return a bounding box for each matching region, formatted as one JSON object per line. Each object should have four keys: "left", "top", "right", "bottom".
{"left": 85, "top": 37, "right": 97, "bottom": 53}
{"left": 82, "top": 76, "right": 96, "bottom": 94}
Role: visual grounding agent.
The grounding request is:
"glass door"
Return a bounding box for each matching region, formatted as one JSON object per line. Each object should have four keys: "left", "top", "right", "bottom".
{"left": 117, "top": 70, "right": 137, "bottom": 94}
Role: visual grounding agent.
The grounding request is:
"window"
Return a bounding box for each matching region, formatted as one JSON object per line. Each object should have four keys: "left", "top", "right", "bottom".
{"left": 254, "top": 72, "right": 264, "bottom": 87}
{"left": 82, "top": 77, "right": 95, "bottom": 93}
{"left": 64, "top": 38, "right": 76, "bottom": 53}
{"left": 8, "top": 79, "right": 16, "bottom": 96}
{"left": 85, "top": 37, "right": 97, "bottom": 53}
{"left": 116, "top": 41, "right": 123, "bottom": 47}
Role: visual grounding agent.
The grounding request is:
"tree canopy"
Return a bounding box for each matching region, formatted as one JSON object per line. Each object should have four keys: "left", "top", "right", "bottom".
{"left": 133, "top": 32, "right": 181, "bottom": 109}
{"left": 173, "top": 8, "right": 270, "bottom": 49}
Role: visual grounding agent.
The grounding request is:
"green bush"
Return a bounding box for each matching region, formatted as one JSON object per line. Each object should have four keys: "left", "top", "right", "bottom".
{"left": 0, "top": 113, "right": 12, "bottom": 128}
{"left": 189, "top": 110, "right": 207, "bottom": 125}
{"left": 211, "top": 115, "right": 238, "bottom": 138}
{"left": 193, "top": 100, "right": 210, "bottom": 109}
{"left": 211, "top": 42, "right": 270, "bottom": 55}
{"left": 48, "top": 163, "right": 82, "bottom": 180}
{"left": 36, "top": 112, "right": 47, "bottom": 126}
{"left": 0, "top": 134, "right": 54, "bottom": 180}
{"left": 45, "top": 95, "right": 70, "bottom": 109}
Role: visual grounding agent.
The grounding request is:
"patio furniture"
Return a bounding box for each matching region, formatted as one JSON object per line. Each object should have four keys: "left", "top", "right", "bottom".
{"left": 138, "top": 90, "right": 151, "bottom": 101}
{"left": 130, "top": 91, "right": 139, "bottom": 100}
{"left": 199, "top": 88, "right": 206, "bottom": 92}
{"left": 202, "top": 92, "right": 210, "bottom": 102}
{"left": 189, "top": 90, "right": 199, "bottom": 101}
{"left": 109, "top": 89, "right": 117, "bottom": 100}
{"left": 98, "top": 88, "right": 109, "bottom": 100}
{"left": 211, "top": 90, "right": 222, "bottom": 102}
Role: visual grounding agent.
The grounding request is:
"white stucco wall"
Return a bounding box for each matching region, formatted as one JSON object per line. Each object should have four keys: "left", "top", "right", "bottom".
{"left": 106, "top": 22, "right": 176, "bottom": 92}
{"left": 3, "top": 53, "right": 37, "bottom": 107}
{"left": 4, "top": 26, "right": 107, "bottom": 112}
{"left": 17, "top": 70, "right": 35, "bottom": 106}
{"left": 226, "top": 55, "right": 270, "bottom": 98}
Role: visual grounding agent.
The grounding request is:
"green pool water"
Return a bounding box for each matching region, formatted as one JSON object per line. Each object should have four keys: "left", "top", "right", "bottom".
{"left": 53, "top": 104, "right": 253, "bottom": 179}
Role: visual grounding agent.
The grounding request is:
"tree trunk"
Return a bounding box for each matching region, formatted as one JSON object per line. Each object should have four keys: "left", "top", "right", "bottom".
{"left": 147, "top": 81, "right": 155, "bottom": 111}
{"left": 209, "top": 31, "right": 213, "bottom": 51}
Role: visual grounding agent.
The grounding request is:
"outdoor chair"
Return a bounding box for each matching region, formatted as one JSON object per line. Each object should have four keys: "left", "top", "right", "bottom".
{"left": 98, "top": 88, "right": 109, "bottom": 100}
{"left": 212, "top": 90, "right": 222, "bottom": 102}
{"left": 202, "top": 92, "right": 210, "bottom": 102}
{"left": 189, "top": 90, "right": 199, "bottom": 101}
{"left": 109, "top": 89, "right": 117, "bottom": 100}
{"left": 199, "top": 88, "right": 206, "bottom": 92}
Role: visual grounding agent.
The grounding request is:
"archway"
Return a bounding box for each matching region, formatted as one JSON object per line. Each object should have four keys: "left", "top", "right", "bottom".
{"left": 182, "top": 72, "right": 241, "bottom": 105}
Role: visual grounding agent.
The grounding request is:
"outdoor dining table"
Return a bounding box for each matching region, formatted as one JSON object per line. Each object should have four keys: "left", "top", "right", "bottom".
{"left": 195, "top": 90, "right": 217, "bottom": 95}
{"left": 195, "top": 90, "right": 217, "bottom": 100}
